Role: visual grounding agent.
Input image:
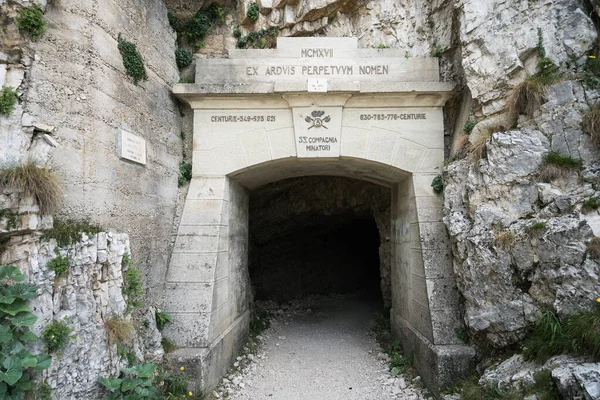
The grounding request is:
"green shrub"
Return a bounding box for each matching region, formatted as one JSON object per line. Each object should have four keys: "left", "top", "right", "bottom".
{"left": 117, "top": 34, "right": 148, "bottom": 84}
{"left": 236, "top": 28, "right": 279, "bottom": 49}
{"left": 16, "top": 4, "right": 47, "bottom": 40}
{"left": 233, "top": 27, "right": 242, "bottom": 38}
{"left": 527, "top": 221, "right": 547, "bottom": 232}
{"left": 584, "top": 197, "right": 599, "bottom": 211}
{"left": 178, "top": 161, "right": 192, "bottom": 187}
{"left": 42, "top": 319, "right": 73, "bottom": 353}
{"left": 46, "top": 253, "right": 70, "bottom": 278}
{"left": 0, "top": 265, "right": 52, "bottom": 398}
{"left": 98, "top": 363, "right": 158, "bottom": 399}
{"left": 175, "top": 48, "right": 192, "bottom": 70}
{"left": 246, "top": 3, "right": 260, "bottom": 22}
{"left": 0, "top": 161, "right": 63, "bottom": 215}
{"left": 207, "top": 3, "right": 226, "bottom": 25}
{"left": 183, "top": 10, "right": 212, "bottom": 49}
{"left": 155, "top": 310, "right": 171, "bottom": 330}
{"left": 179, "top": 76, "right": 194, "bottom": 83}
{"left": 122, "top": 257, "right": 144, "bottom": 309}
{"left": 167, "top": 11, "right": 179, "bottom": 31}
{"left": 0, "top": 86, "right": 18, "bottom": 116}
{"left": 41, "top": 218, "right": 102, "bottom": 247}
{"left": 431, "top": 175, "right": 443, "bottom": 194}
{"left": 161, "top": 337, "right": 176, "bottom": 353}
{"left": 117, "top": 344, "right": 138, "bottom": 367}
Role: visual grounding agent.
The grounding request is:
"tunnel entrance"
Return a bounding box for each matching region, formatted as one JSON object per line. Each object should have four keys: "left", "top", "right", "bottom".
{"left": 248, "top": 176, "right": 391, "bottom": 305}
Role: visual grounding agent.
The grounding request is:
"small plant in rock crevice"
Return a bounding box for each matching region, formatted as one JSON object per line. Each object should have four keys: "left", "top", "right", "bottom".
{"left": 117, "top": 344, "right": 138, "bottom": 367}
{"left": 527, "top": 221, "right": 547, "bottom": 233}
{"left": 0, "top": 265, "right": 52, "bottom": 398}
{"left": 16, "top": 4, "right": 48, "bottom": 40}
{"left": 122, "top": 253, "right": 145, "bottom": 310}
{"left": 45, "top": 253, "right": 70, "bottom": 278}
{"left": 0, "top": 161, "right": 62, "bottom": 215}
{"left": 42, "top": 319, "right": 74, "bottom": 353}
{"left": 494, "top": 229, "right": 517, "bottom": 249}
{"left": 161, "top": 337, "right": 176, "bottom": 353}
{"left": 0, "top": 208, "right": 18, "bottom": 230}
{"left": 175, "top": 48, "right": 192, "bottom": 70}
{"left": 463, "top": 120, "right": 476, "bottom": 135}
{"left": 117, "top": 34, "right": 148, "bottom": 85}
{"left": 178, "top": 161, "right": 192, "bottom": 187}
{"left": 41, "top": 218, "right": 102, "bottom": 247}
{"left": 538, "top": 151, "right": 582, "bottom": 183}
{"left": 431, "top": 175, "right": 443, "bottom": 194}
{"left": 155, "top": 310, "right": 171, "bottom": 330}
{"left": 237, "top": 28, "right": 279, "bottom": 49}
{"left": 246, "top": 2, "right": 260, "bottom": 22}
{"left": 583, "top": 197, "right": 599, "bottom": 212}
{"left": 431, "top": 44, "right": 446, "bottom": 57}
{"left": 0, "top": 86, "right": 18, "bottom": 116}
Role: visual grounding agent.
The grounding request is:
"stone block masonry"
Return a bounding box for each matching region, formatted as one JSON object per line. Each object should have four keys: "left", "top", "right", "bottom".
{"left": 170, "top": 37, "right": 475, "bottom": 395}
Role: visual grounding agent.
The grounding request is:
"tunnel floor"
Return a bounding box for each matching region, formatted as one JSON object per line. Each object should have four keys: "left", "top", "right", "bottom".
{"left": 215, "top": 295, "right": 427, "bottom": 399}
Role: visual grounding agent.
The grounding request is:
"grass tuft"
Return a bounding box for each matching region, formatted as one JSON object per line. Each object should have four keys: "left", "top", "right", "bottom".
{"left": 504, "top": 80, "right": 545, "bottom": 117}
{"left": 161, "top": 337, "right": 176, "bottom": 353}
{"left": 523, "top": 305, "right": 600, "bottom": 362}
{"left": 495, "top": 229, "right": 517, "bottom": 249}
{"left": 0, "top": 161, "right": 62, "bottom": 215}
{"left": 105, "top": 317, "right": 134, "bottom": 345}
{"left": 538, "top": 151, "right": 582, "bottom": 183}
{"left": 582, "top": 103, "right": 600, "bottom": 145}
{"left": 469, "top": 131, "right": 492, "bottom": 160}
{"left": 588, "top": 237, "right": 600, "bottom": 260}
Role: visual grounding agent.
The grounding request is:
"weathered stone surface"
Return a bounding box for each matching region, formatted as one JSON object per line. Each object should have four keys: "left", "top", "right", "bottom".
{"left": 445, "top": 124, "right": 600, "bottom": 347}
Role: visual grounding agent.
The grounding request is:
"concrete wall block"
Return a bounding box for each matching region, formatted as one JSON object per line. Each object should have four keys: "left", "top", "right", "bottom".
{"left": 164, "top": 282, "right": 213, "bottom": 313}
{"left": 212, "top": 277, "right": 230, "bottom": 311}
{"left": 366, "top": 128, "right": 399, "bottom": 165}
{"left": 213, "top": 140, "right": 248, "bottom": 175}
{"left": 340, "top": 127, "right": 368, "bottom": 158}
{"left": 193, "top": 150, "right": 223, "bottom": 176}
{"left": 414, "top": 196, "right": 444, "bottom": 223}
{"left": 391, "top": 138, "right": 428, "bottom": 173}
{"left": 208, "top": 302, "right": 234, "bottom": 343}
{"left": 413, "top": 173, "right": 441, "bottom": 197}
{"left": 166, "top": 253, "right": 219, "bottom": 283}
{"left": 180, "top": 199, "right": 227, "bottom": 226}
{"left": 410, "top": 274, "right": 429, "bottom": 308}
{"left": 418, "top": 148, "right": 444, "bottom": 173}
{"left": 409, "top": 299, "right": 434, "bottom": 343}
{"left": 420, "top": 248, "right": 455, "bottom": 279}
{"left": 239, "top": 129, "right": 273, "bottom": 166}
{"left": 430, "top": 309, "right": 465, "bottom": 346}
{"left": 188, "top": 177, "right": 229, "bottom": 200}
{"left": 267, "top": 128, "right": 297, "bottom": 160}
{"left": 173, "top": 226, "right": 223, "bottom": 253}
{"left": 162, "top": 312, "right": 210, "bottom": 348}
{"left": 417, "top": 222, "right": 452, "bottom": 251}
{"left": 425, "top": 278, "right": 460, "bottom": 311}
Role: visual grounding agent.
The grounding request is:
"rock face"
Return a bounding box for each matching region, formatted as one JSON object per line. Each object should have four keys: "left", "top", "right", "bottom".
{"left": 444, "top": 80, "right": 600, "bottom": 347}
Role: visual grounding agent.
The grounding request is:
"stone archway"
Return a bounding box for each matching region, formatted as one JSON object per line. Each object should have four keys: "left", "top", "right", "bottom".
{"left": 166, "top": 37, "right": 475, "bottom": 395}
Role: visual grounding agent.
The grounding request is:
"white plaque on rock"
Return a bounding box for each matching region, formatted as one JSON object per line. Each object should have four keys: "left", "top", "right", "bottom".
{"left": 119, "top": 130, "right": 147, "bottom": 165}
{"left": 293, "top": 107, "right": 341, "bottom": 158}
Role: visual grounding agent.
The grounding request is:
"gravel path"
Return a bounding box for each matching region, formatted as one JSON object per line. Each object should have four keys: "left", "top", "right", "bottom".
{"left": 212, "top": 295, "right": 431, "bottom": 400}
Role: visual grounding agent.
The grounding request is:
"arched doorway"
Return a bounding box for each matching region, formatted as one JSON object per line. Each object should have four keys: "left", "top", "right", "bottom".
{"left": 164, "top": 37, "right": 475, "bottom": 395}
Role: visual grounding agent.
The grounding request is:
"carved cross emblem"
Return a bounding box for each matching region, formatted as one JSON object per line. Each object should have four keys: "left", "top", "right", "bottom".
{"left": 305, "top": 110, "right": 331, "bottom": 129}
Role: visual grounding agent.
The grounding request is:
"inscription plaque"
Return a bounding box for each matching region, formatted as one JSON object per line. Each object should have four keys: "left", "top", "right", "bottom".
{"left": 293, "top": 107, "right": 342, "bottom": 158}
{"left": 119, "top": 130, "right": 147, "bottom": 165}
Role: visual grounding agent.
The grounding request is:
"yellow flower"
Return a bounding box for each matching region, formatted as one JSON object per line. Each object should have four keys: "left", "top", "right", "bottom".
{"left": 590, "top": 55, "right": 597, "bottom": 59}
{"left": 180, "top": 366, "right": 185, "bottom": 371}
{"left": 597, "top": 297, "right": 600, "bottom": 303}
{"left": 189, "top": 392, "right": 193, "bottom": 396}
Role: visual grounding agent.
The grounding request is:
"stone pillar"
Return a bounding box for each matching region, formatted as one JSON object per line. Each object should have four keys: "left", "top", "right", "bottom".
{"left": 163, "top": 176, "right": 250, "bottom": 390}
